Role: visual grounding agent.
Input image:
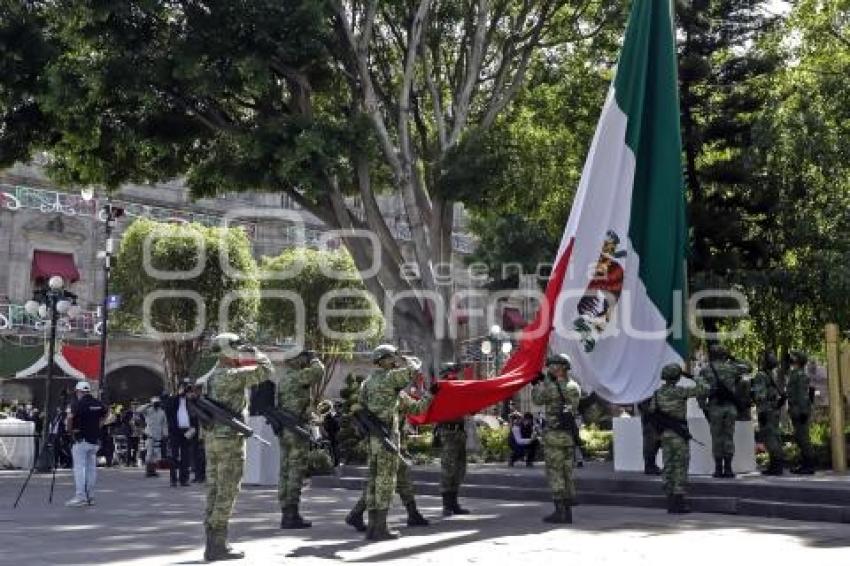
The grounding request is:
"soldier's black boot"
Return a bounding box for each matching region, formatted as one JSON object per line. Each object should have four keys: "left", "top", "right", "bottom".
{"left": 441, "top": 492, "right": 454, "bottom": 516}
{"left": 670, "top": 494, "right": 691, "bottom": 514}
{"left": 543, "top": 500, "right": 564, "bottom": 523}
{"left": 280, "top": 504, "right": 312, "bottom": 529}
{"left": 666, "top": 495, "right": 676, "bottom": 513}
{"left": 405, "top": 501, "right": 429, "bottom": 527}
{"left": 364, "top": 510, "right": 377, "bottom": 540}
{"left": 145, "top": 463, "right": 158, "bottom": 477}
{"left": 561, "top": 501, "right": 574, "bottom": 524}
{"left": 722, "top": 457, "right": 735, "bottom": 479}
{"left": 346, "top": 501, "right": 367, "bottom": 532}
{"left": 712, "top": 458, "right": 723, "bottom": 478}
{"left": 204, "top": 528, "right": 243, "bottom": 562}
{"left": 449, "top": 492, "right": 470, "bottom": 515}
{"left": 367, "top": 509, "right": 400, "bottom": 541}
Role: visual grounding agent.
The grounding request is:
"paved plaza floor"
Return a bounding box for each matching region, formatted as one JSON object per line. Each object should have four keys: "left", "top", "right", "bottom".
{"left": 1, "top": 467, "right": 849, "bottom": 566}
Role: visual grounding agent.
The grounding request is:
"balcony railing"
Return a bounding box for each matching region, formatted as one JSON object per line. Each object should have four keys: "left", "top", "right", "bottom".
{"left": 0, "top": 304, "right": 102, "bottom": 336}
{"left": 0, "top": 183, "right": 257, "bottom": 238}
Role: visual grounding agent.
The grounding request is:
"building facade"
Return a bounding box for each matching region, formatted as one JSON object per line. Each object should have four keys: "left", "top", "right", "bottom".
{"left": 0, "top": 163, "right": 519, "bottom": 407}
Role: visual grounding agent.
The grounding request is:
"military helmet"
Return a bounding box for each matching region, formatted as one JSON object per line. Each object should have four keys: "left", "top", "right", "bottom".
{"left": 371, "top": 344, "right": 399, "bottom": 364}
{"left": 211, "top": 332, "right": 242, "bottom": 353}
{"left": 789, "top": 350, "right": 808, "bottom": 366}
{"left": 546, "top": 353, "right": 572, "bottom": 369}
{"left": 661, "top": 364, "right": 682, "bottom": 382}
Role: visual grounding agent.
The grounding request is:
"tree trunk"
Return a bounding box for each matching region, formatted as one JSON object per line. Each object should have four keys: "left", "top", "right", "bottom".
{"left": 161, "top": 339, "right": 201, "bottom": 394}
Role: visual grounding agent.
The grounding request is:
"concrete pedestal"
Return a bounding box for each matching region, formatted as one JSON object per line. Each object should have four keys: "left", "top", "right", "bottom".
{"left": 0, "top": 419, "right": 35, "bottom": 469}
{"left": 243, "top": 416, "right": 280, "bottom": 486}
{"left": 613, "top": 399, "right": 756, "bottom": 475}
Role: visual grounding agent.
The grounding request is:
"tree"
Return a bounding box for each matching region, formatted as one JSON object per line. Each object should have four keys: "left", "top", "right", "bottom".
{"left": 257, "top": 248, "right": 383, "bottom": 399}
{"left": 0, "top": 0, "right": 618, "bottom": 365}
{"left": 111, "top": 218, "right": 259, "bottom": 392}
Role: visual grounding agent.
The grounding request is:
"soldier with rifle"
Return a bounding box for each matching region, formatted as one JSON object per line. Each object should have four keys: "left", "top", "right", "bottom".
{"left": 698, "top": 345, "right": 751, "bottom": 479}
{"left": 751, "top": 351, "right": 785, "bottom": 475}
{"left": 193, "top": 333, "right": 272, "bottom": 562}
{"left": 647, "top": 364, "right": 707, "bottom": 514}
{"left": 354, "top": 344, "right": 435, "bottom": 541}
{"left": 530, "top": 353, "right": 581, "bottom": 524}
{"left": 345, "top": 388, "right": 431, "bottom": 533}
{"left": 274, "top": 349, "right": 324, "bottom": 529}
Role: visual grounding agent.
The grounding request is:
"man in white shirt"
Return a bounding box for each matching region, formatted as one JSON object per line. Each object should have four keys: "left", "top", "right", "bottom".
{"left": 165, "top": 379, "right": 196, "bottom": 487}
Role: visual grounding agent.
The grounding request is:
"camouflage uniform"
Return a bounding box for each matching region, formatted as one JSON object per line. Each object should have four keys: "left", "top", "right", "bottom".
{"left": 751, "top": 362, "right": 784, "bottom": 474}
{"left": 359, "top": 367, "right": 432, "bottom": 510}
{"left": 357, "top": 360, "right": 433, "bottom": 539}
{"left": 638, "top": 398, "right": 662, "bottom": 474}
{"left": 699, "top": 356, "right": 746, "bottom": 478}
{"left": 649, "top": 365, "right": 707, "bottom": 513}
{"left": 346, "top": 399, "right": 429, "bottom": 531}
{"left": 202, "top": 355, "right": 272, "bottom": 551}
{"left": 787, "top": 356, "right": 814, "bottom": 474}
{"left": 532, "top": 368, "right": 581, "bottom": 521}
{"left": 277, "top": 358, "right": 324, "bottom": 528}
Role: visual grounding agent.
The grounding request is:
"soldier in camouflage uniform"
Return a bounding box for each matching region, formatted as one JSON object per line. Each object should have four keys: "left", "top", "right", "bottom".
{"left": 531, "top": 353, "right": 581, "bottom": 524}
{"left": 648, "top": 364, "right": 707, "bottom": 513}
{"left": 638, "top": 398, "right": 662, "bottom": 475}
{"left": 277, "top": 350, "right": 325, "bottom": 529}
{"left": 787, "top": 350, "right": 815, "bottom": 475}
{"left": 750, "top": 351, "right": 784, "bottom": 475}
{"left": 356, "top": 344, "right": 435, "bottom": 540}
{"left": 435, "top": 363, "right": 471, "bottom": 516}
{"left": 345, "top": 393, "right": 430, "bottom": 532}
{"left": 699, "top": 345, "right": 749, "bottom": 478}
{"left": 201, "top": 333, "right": 272, "bottom": 562}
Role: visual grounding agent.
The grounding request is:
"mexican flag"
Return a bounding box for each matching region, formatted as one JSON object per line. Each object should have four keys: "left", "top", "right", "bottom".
{"left": 545, "top": 0, "right": 689, "bottom": 402}
{"left": 413, "top": 0, "right": 687, "bottom": 423}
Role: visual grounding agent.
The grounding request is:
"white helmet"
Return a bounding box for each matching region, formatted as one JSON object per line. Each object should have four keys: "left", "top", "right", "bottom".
{"left": 75, "top": 381, "right": 91, "bottom": 393}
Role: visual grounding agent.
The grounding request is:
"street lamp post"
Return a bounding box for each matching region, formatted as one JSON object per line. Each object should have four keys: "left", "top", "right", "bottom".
{"left": 81, "top": 189, "right": 123, "bottom": 405}
{"left": 480, "top": 324, "right": 514, "bottom": 419}
{"left": 25, "top": 276, "right": 80, "bottom": 472}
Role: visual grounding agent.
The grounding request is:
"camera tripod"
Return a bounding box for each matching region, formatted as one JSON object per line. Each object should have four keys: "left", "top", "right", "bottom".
{"left": 12, "top": 433, "right": 62, "bottom": 508}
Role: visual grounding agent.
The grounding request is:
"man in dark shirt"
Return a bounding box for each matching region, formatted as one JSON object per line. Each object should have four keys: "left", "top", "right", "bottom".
{"left": 164, "top": 379, "right": 195, "bottom": 486}
{"left": 65, "top": 381, "right": 106, "bottom": 507}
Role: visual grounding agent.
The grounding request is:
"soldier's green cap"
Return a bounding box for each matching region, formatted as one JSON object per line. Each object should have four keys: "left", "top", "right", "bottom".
{"left": 371, "top": 344, "right": 399, "bottom": 364}
{"left": 546, "top": 353, "right": 571, "bottom": 368}
{"left": 661, "top": 364, "right": 682, "bottom": 381}
{"left": 708, "top": 344, "right": 729, "bottom": 360}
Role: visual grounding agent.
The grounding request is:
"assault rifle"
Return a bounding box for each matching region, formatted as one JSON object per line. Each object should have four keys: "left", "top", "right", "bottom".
{"left": 261, "top": 407, "right": 313, "bottom": 443}
{"left": 646, "top": 409, "right": 705, "bottom": 447}
{"left": 353, "top": 408, "right": 411, "bottom": 467}
{"left": 189, "top": 396, "right": 271, "bottom": 446}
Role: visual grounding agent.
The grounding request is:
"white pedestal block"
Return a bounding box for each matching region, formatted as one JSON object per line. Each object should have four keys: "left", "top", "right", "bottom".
{"left": 0, "top": 419, "right": 35, "bottom": 469}
{"left": 243, "top": 416, "right": 280, "bottom": 486}
{"left": 613, "top": 412, "right": 756, "bottom": 475}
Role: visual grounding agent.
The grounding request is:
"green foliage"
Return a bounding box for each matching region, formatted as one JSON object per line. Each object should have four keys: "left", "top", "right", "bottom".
{"left": 405, "top": 428, "right": 434, "bottom": 458}
{"left": 306, "top": 448, "right": 334, "bottom": 476}
{"left": 111, "top": 218, "right": 258, "bottom": 387}
{"left": 479, "top": 426, "right": 511, "bottom": 463}
{"left": 579, "top": 426, "right": 613, "bottom": 461}
{"left": 337, "top": 373, "right": 368, "bottom": 464}
{"left": 258, "top": 248, "right": 383, "bottom": 353}
{"left": 113, "top": 218, "right": 259, "bottom": 334}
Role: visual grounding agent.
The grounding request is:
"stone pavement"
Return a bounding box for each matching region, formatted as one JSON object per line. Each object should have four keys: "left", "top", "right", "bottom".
{"left": 1, "top": 467, "right": 849, "bottom": 566}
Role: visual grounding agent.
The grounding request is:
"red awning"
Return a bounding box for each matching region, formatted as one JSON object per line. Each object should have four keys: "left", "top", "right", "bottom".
{"left": 502, "top": 307, "right": 526, "bottom": 331}
{"left": 31, "top": 250, "right": 80, "bottom": 283}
